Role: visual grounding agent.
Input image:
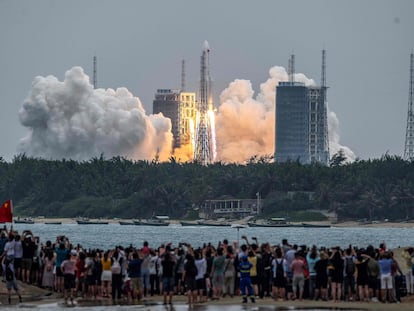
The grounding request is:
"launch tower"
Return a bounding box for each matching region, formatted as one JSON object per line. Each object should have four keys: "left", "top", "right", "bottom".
{"left": 404, "top": 52, "right": 414, "bottom": 160}
{"left": 194, "top": 41, "right": 215, "bottom": 165}
{"left": 275, "top": 51, "right": 329, "bottom": 165}
{"left": 93, "top": 55, "right": 97, "bottom": 89}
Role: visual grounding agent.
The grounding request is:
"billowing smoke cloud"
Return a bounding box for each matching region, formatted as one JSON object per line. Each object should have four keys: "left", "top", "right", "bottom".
{"left": 18, "top": 67, "right": 173, "bottom": 161}
{"left": 215, "top": 66, "right": 355, "bottom": 163}
{"left": 328, "top": 111, "right": 356, "bottom": 162}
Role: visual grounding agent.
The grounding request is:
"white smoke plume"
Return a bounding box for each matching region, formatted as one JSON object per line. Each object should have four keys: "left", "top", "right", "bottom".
{"left": 328, "top": 110, "right": 356, "bottom": 162}
{"left": 18, "top": 67, "right": 173, "bottom": 161}
{"left": 215, "top": 66, "right": 355, "bottom": 163}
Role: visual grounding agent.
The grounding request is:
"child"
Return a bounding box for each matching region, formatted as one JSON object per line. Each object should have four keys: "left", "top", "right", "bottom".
{"left": 2, "top": 257, "right": 22, "bottom": 304}
{"left": 239, "top": 255, "right": 255, "bottom": 303}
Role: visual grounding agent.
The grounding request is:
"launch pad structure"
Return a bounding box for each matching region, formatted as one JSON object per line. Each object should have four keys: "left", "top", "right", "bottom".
{"left": 275, "top": 51, "right": 330, "bottom": 165}
{"left": 193, "top": 40, "right": 215, "bottom": 165}
{"left": 404, "top": 52, "right": 414, "bottom": 160}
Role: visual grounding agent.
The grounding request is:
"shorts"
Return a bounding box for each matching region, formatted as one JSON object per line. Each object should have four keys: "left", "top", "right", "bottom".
{"left": 315, "top": 275, "right": 328, "bottom": 289}
{"left": 196, "top": 278, "right": 206, "bottom": 291}
{"left": 56, "top": 266, "right": 64, "bottom": 277}
{"left": 101, "top": 270, "right": 112, "bottom": 282}
{"left": 344, "top": 274, "right": 356, "bottom": 293}
{"left": 130, "top": 277, "right": 142, "bottom": 292}
{"left": 212, "top": 274, "right": 224, "bottom": 288}
{"left": 14, "top": 258, "right": 22, "bottom": 269}
{"left": 251, "top": 275, "right": 258, "bottom": 285}
{"left": 175, "top": 272, "right": 183, "bottom": 285}
{"left": 273, "top": 276, "right": 286, "bottom": 288}
{"left": 185, "top": 278, "right": 197, "bottom": 291}
{"left": 292, "top": 274, "right": 305, "bottom": 289}
{"left": 162, "top": 276, "right": 175, "bottom": 293}
{"left": 87, "top": 275, "right": 95, "bottom": 286}
{"left": 93, "top": 273, "right": 102, "bottom": 286}
{"left": 368, "top": 276, "right": 378, "bottom": 290}
{"left": 21, "top": 258, "right": 33, "bottom": 271}
{"left": 64, "top": 274, "right": 76, "bottom": 290}
{"left": 381, "top": 273, "right": 393, "bottom": 289}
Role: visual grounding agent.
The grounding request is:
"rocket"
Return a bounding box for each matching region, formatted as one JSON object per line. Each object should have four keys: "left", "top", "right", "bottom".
{"left": 194, "top": 40, "right": 215, "bottom": 165}
{"left": 199, "top": 40, "right": 213, "bottom": 112}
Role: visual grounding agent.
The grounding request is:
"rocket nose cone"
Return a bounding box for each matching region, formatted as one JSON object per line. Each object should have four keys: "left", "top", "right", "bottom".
{"left": 203, "top": 40, "right": 210, "bottom": 51}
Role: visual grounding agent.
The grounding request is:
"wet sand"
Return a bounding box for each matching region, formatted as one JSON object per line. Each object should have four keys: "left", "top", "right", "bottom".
{"left": 2, "top": 282, "right": 414, "bottom": 310}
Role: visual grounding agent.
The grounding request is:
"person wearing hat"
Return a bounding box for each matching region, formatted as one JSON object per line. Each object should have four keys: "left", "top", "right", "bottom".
{"left": 239, "top": 255, "right": 255, "bottom": 303}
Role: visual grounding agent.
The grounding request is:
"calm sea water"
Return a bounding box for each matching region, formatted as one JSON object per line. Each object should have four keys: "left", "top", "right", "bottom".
{"left": 11, "top": 223, "right": 414, "bottom": 250}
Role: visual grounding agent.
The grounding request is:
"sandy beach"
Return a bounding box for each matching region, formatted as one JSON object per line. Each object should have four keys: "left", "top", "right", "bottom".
{"left": 2, "top": 283, "right": 414, "bottom": 310}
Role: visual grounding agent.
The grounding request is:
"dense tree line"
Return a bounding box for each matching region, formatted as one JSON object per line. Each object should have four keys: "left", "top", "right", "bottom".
{"left": 0, "top": 152, "right": 413, "bottom": 221}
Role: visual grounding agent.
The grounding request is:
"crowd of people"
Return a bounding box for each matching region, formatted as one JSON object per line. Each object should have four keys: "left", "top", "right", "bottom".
{"left": 1, "top": 225, "right": 414, "bottom": 306}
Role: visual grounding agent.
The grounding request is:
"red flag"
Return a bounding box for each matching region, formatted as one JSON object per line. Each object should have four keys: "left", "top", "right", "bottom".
{"left": 0, "top": 200, "right": 13, "bottom": 223}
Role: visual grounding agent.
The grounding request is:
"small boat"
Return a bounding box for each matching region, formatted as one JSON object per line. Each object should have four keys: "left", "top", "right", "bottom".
{"left": 197, "top": 221, "right": 230, "bottom": 227}
{"left": 248, "top": 217, "right": 291, "bottom": 227}
{"left": 301, "top": 223, "right": 331, "bottom": 228}
{"left": 180, "top": 221, "right": 200, "bottom": 226}
{"left": 14, "top": 218, "right": 35, "bottom": 224}
{"left": 133, "top": 219, "right": 169, "bottom": 226}
{"left": 231, "top": 224, "right": 248, "bottom": 229}
{"left": 76, "top": 218, "right": 109, "bottom": 225}
{"left": 119, "top": 221, "right": 135, "bottom": 225}
{"left": 247, "top": 222, "right": 292, "bottom": 227}
{"left": 45, "top": 221, "right": 62, "bottom": 225}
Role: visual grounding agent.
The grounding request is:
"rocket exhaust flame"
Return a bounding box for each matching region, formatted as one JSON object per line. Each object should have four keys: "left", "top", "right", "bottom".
{"left": 194, "top": 40, "right": 215, "bottom": 165}
{"left": 18, "top": 54, "right": 354, "bottom": 164}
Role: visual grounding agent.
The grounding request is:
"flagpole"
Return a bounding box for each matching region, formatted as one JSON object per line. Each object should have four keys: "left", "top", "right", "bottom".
{"left": 10, "top": 199, "right": 13, "bottom": 232}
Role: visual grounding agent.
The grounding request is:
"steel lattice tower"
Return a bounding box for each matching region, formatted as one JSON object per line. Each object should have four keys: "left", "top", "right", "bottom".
{"left": 93, "top": 55, "right": 97, "bottom": 89}
{"left": 404, "top": 53, "right": 414, "bottom": 160}
{"left": 321, "top": 49, "right": 330, "bottom": 163}
{"left": 194, "top": 41, "right": 214, "bottom": 165}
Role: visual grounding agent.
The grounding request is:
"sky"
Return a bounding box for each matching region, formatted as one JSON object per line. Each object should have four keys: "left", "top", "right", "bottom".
{"left": 1, "top": 0, "right": 413, "bottom": 162}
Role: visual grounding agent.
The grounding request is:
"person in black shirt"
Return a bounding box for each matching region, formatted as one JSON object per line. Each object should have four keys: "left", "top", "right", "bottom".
{"left": 161, "top": 248, "right": 175, "bottom": 305}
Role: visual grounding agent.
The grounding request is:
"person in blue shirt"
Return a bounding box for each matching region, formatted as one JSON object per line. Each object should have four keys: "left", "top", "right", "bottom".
{"left": 239, "top": 255, "right": 255, "bottom": 303}
{"left": 378, "top": 252, "right": 394, "bottom": 303}
{"left": 128, "top": 251, "right": 143, "bottom": 302}
{"left": 54, "top": 241, "right": 69, "bottom": 293}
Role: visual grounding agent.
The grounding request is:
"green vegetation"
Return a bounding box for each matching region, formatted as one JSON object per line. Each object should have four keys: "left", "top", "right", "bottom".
{"left": 0, "top": 152, "right": 413, "bottom": 221}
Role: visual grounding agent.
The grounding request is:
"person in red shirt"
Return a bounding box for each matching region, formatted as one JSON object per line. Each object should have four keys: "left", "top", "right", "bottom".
{"left": 75, "top": 251, "right": 87, "bottom": 297}
{"left": 290, "top": 252, "right": 306, "bottom": 301}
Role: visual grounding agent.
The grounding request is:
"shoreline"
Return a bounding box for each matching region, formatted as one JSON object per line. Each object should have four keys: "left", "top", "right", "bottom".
{"left": 12, "top": 217, "right": 414, "bottom": 229}
{"left": 2, "top": 284, "right": 414, "bottom": 310}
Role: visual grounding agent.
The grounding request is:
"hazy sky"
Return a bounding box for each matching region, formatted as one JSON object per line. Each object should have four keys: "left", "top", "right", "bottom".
{"left": 1, "top": 0, "right": 413, "bottom": 162}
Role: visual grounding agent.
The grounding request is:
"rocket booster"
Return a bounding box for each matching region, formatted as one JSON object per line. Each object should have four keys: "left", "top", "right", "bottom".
{"left": 199, "top": 40, "right": 213, "bottom": 112}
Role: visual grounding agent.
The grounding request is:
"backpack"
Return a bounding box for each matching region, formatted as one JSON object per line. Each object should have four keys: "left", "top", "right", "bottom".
{"left": 5, "top": 265, "right": 14, "bottom": 281}
{"left": 275, "top": 259, "right": 284, "bottom": 278}
{"left": 345, "top": 257, "right": 355, "bottom": 275}
{"left": 111, "top": 257, "right": 121, "bottom": 274}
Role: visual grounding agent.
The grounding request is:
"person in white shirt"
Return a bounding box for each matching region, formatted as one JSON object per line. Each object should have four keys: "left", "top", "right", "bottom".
{"left": 3, "top": 235, "right": 16, "bottom": 259}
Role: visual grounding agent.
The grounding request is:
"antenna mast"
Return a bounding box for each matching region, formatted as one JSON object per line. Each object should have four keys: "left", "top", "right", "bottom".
{"left": 321, "top": 49, "right": 326, "bottom": 88}
{"left": 404, "top": 52, "right": 414, "bottom": 159}
{"left": 93, "top": 55, "right": 97, "bottom": 89}
{"left": 288, "top": 54, "right": 295, "bottom": 83}
{"left": 181, "top": 59, "right": 185, "bottom": 92}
